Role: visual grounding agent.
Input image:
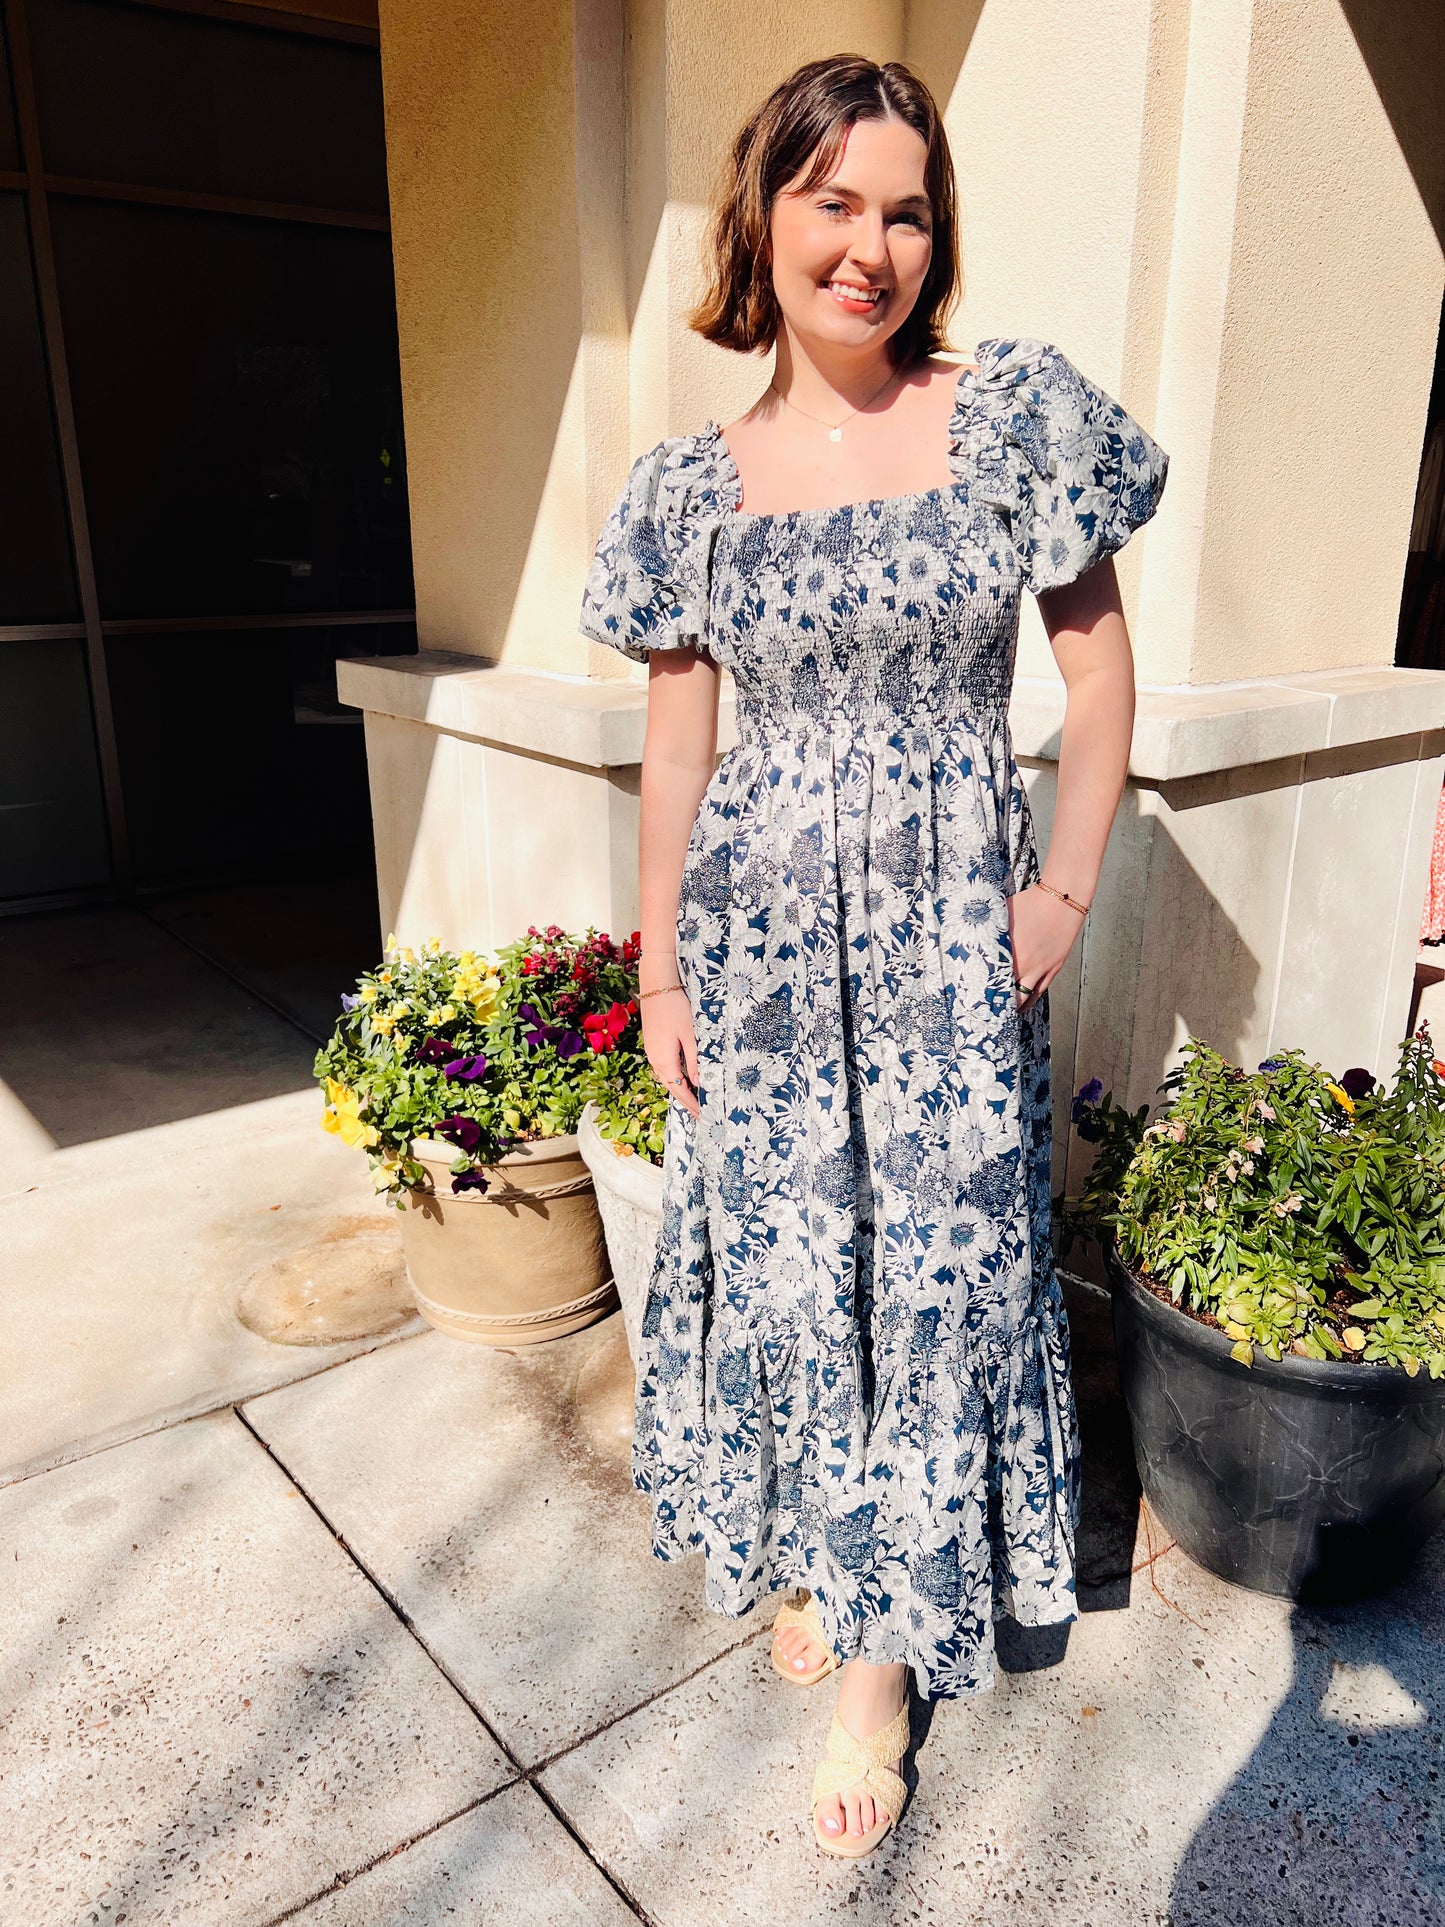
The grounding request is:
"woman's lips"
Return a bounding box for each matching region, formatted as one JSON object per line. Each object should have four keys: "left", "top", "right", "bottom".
{"left": 824, "top": 280, "right": 887, "bottom": 313}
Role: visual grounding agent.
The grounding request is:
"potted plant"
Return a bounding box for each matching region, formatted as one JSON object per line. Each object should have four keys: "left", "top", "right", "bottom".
{"left": 1058, "top": 1026, "right": 1445, "bottom": 1603}
{"left": 574, "top": 1024, "right": 670, "bottom": 1365}
{"left": 315, "top": 925, "right": 641, "bottom": 1346}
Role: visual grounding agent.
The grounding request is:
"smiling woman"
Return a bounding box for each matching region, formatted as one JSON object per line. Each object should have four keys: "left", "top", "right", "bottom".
{"left": 579, "top": 50, "right": 1169, "bottom": 1863}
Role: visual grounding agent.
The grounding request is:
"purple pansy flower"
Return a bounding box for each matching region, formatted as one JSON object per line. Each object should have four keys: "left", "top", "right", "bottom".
{"left": 341, "top": 992, "right": 362, "bottom": 1011}
{"left": 1071, "top": 1076, "right": 1103, "bottom": 1121}
{"left": 443, "top": 1052, "right": 488, "bottom": 1081}
{"left": 451, "top": 1170, "right": 490, "bottom": 1195}
{"left": 1339, "top": 1066, "right": 1376, "bottom": 1099}
{"left": 518, "top": 1000, "right": 587, "bottom": 1058}
{"left": 435, "top": 1114, "right": 482, "bottom": 1153}
{"left": 416, "top": 1037, "right": 455, "bottom": 1067}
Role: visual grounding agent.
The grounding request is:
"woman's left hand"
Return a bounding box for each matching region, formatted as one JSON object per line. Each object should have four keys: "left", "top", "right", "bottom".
{"left": 1008, "top": 885, "right": 1088, "bottom": 1014}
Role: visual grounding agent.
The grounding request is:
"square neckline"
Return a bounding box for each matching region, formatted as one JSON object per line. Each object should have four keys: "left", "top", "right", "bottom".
{"left": 705, "top": 347, "right": 986, "bottom": 524}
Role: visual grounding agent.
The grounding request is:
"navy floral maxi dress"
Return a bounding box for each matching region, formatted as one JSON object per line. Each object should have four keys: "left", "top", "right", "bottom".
{"left": 578, "top": 336, "right": 1169, "bottom": 1702}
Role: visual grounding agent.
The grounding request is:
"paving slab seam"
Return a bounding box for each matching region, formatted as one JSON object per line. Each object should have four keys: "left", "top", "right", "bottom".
{"left": 233, "top": 1406, "right": 663, "bottom": 1925}
{"left": 138, "top": 903, "right": 332, "bottom": 1047}
{"left": 522, "top": 1622, "right": 775, "bottom": 1780}
{"left": 522, "top": 1775, "right": 661, "bottom": 1926}
{"left": 255, "top": 1786, "right": 519, "bottom": 1927}
{"left": 232, "top": 1407, "right": 789, "bottom": 1922}
{"left": 0, "top": 1330, "right": 429, "bottom": 1491}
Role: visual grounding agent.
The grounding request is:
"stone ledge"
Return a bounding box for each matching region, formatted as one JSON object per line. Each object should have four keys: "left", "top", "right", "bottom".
{"left": 337, "top": 652, "right": 1445, "bottom": 781}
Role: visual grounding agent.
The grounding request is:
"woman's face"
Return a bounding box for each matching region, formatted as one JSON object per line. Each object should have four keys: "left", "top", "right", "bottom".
{"left": 769, "top": 115, "right": 934, "bottom": 357}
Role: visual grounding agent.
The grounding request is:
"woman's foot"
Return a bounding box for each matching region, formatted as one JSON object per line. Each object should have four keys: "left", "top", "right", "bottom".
{"left": 813, "top": 1660, "right": 908, "bottom": 1842}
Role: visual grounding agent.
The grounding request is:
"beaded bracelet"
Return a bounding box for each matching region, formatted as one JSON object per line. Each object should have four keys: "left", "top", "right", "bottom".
{"left": 1036, "top": 881, "right": 1090, "bottom": 917}
{"left": 640, "top": 982, "right": 687, "bottom": 999}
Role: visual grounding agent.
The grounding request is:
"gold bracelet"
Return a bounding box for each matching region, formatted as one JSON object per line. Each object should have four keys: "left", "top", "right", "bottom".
{"left": 1037, "top": 881, "right": 1090, "bottom": 917}
{"left": 639, "top": 982, "right": 686, "bottom": 999}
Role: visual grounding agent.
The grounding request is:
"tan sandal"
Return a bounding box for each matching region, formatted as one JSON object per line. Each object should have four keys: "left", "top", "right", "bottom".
{"left": 810, "top": 1700, "right": 910, "bottom": 1858}
{"left": 770, "top": 1591, "right": 839, "bottom": 1686}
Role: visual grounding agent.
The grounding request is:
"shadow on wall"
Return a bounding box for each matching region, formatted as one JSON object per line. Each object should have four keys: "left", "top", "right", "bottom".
{"left": 1024, "top": 767, "right": 1266, "bottom": 1216}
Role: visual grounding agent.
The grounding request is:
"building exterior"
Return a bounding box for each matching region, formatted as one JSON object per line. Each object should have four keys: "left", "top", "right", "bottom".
{"left": 6, "top": 0, "right": 1444, "bottom": 1199}
{"left": 337, "top": 0, "right": 1445, "bottom": 1192}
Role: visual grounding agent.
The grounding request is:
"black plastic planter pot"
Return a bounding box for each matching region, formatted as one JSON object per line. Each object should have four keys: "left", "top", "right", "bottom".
{"left": 1104, "top": 1241, "right": 1445, "bottom": 1602}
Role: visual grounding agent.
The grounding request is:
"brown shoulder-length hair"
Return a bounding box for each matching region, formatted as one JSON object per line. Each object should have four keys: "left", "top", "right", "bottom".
{"left": 687, "top": 55, "right": 961, "bottom": 369}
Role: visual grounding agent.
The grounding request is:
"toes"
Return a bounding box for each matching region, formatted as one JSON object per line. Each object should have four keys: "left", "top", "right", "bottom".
{"left": 844, "top": 1790, "right": 866, "bottom": 1836}
{"left": 817, "top": 1794, "right": 844, "bottom": 1836}
{"left": 775, "top": 1626, "right": 825, "bottom": 1672}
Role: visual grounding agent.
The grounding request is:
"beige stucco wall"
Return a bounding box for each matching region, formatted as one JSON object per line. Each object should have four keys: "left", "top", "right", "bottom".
{"left": 379, "top": 0, "right": 1444, "bottom": 688}
{"left": 378, "top": 0, "right": 588, "bottom": 661}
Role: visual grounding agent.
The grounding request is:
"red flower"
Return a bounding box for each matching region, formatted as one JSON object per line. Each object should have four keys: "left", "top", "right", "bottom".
{"left": 1433, "top": 1059, "right": 1445, "bottom": 1080}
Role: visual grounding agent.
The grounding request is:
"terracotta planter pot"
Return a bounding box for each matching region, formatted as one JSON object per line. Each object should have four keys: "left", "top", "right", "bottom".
{"left": 400, "top": 1132, "right": 617, "bottom": 1345}
{"left": 576, "top": 1101, "right": 663, "bottom": 1365}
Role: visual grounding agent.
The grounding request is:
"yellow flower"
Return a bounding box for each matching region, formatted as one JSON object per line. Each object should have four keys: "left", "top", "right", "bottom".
{"left": 361, "top": 984, "right": 379, "bottom": 1003}
{"left": 427, "top": 1004, "right": 456, "bottom": 1025}
{"left": 424, "top": 937, "right": 442, "bottom": 956}
{"left": 389, "top": 1000, "right": 412, "bottom": 1020}
{"left": 379, "top": 968, "right": 393, "bottom": 985}
{"left": 372, "top": 1012, "right": 397, "bottom": 1036}
{"left": 1325, "top": 1082, "right": 1355, "bottom": 1115}
{"left": 321, "top": 1079, "right": 380, "bottom": 1149}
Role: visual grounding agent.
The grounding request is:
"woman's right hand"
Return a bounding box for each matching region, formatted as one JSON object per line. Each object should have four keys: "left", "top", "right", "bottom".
{"left": 642, "top": 985, "right": 701, "bottom": 1118}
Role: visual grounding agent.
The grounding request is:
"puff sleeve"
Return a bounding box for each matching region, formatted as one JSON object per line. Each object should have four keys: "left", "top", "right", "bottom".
{"left": 577, "top": 437, "right": 719, "bottom": 664}
{"left": 959, "top": 337, "right": 1169, "bottom": 595}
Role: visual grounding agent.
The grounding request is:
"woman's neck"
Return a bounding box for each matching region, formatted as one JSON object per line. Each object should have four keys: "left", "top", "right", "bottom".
{"left": 768, "top": 328, "right": 906, "bottom": 419}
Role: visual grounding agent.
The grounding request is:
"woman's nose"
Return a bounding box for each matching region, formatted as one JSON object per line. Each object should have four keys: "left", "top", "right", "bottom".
{"left": 847, "top": 213, "right": 889, "bottom": 266}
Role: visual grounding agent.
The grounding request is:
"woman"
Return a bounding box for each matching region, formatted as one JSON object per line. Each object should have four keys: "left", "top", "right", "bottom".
{"left": 579, "top": 53, "right": 1167, "bottom": 1858}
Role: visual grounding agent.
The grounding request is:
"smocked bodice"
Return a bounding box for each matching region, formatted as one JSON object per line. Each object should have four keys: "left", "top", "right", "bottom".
{"left": 578, "top": 335, "right": 1169, "bottom": 748}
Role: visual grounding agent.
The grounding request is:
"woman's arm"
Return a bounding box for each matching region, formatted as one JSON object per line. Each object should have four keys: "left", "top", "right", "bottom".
{"left": 1008, "top": 554, "right": 1137, "bottom": 1011}
{"left": 637, "top": 647, "right": 722, "bottom": 1114}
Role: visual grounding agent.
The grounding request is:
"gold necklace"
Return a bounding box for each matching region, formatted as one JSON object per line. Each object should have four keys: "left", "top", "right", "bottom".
{"left": 767, "top": 365, "right": 903, "bottom": 443}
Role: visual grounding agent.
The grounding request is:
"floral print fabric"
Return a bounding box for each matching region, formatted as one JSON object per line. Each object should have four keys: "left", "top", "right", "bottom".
{"left": 579, "top": 336, "right": 1169, "bottom": 1700}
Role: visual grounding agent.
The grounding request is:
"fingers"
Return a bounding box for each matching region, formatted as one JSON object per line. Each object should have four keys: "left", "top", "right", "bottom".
{"left": 1015, "top": 971, "right": 1049, "bottom": 1015}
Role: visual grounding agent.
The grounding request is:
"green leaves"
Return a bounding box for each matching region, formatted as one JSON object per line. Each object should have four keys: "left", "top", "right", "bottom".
{"left": 1063, "top": 1028, "right": 1445, "bottom": 1376}
{"left": 315, "top": 927, "right": 652, "bottom": 1200}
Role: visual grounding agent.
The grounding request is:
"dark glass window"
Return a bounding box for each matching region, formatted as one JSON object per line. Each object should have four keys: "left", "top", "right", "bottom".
{"left": 52, "top": 198, "right": 412, "bottom": 620}
{"left": 0, "top": 15, "right": 20, "bottom": 172}
{"left": 0, "top": 640, "right": 110, "bottom": 896}
{"left": 0, "top": 193, "right": 79, "bottom": 622}
{"left": 106, "top": 623, "right": 415, "bottom": 885}
{"left": 28, "top": 0, "right": 388, "bottom": 214}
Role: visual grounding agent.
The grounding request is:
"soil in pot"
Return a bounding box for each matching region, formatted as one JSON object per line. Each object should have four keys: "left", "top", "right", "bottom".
{"left": 1105, "top": 1241, "right": 1445, "bottom": 1603}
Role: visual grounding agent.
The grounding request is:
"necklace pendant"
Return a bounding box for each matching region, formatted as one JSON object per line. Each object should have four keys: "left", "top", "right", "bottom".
{"left": 828, "top": 425, "right": 843, "bottom": 443}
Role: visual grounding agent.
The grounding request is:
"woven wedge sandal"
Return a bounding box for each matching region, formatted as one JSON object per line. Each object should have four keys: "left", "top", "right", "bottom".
{"left": 810, "top": 1701, "right": 910, "bottom": 1858}
{"left": 770, "top": 1592, "right": 838, "bottom": 1686}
